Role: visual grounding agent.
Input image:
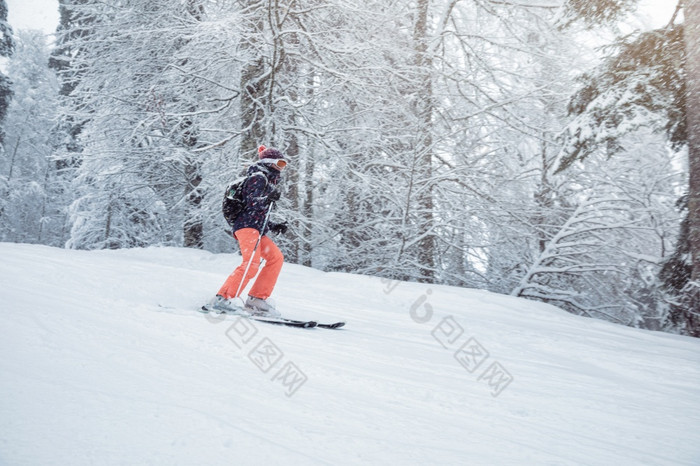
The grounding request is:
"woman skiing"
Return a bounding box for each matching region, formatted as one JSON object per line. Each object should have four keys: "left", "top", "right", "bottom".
{"left": 206, "top": 145, "right": 289, "bottom": 317}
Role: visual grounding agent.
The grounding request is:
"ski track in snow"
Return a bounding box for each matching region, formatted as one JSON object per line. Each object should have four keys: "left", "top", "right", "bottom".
{"left": 1, "top": 243, "right": 699, "bottom": 465}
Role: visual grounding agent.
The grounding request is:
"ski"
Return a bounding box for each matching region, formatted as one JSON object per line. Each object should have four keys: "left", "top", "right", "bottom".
{"left": 199, "top": 305, "right": 344, "bottom": 329}
{"left": 282, "top": 319, "right": 345, "bottom": 329}
{"left": 318, "top": 322, "right": 345, "bottom": 329}
{"left": 199, "top": 305, "right": 317, "bottom": 328}
{"left": 249, "top": 315, "right": 318, "bottom": 328}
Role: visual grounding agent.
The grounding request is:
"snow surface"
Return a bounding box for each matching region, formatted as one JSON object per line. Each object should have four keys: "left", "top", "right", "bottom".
{"left": 1, "top": 243, "right": 699, "bottom": 465}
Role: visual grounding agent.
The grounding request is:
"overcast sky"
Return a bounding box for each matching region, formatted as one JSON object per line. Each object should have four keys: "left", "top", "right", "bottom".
{"left": 7, "top": 0, "right": 60, "bottom": 36}
{"left": 5, "top": 0, "right": 680, "bottom": 39}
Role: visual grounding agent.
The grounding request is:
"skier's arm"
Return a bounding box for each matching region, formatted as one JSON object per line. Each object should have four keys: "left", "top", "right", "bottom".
{"left": 244, "top": 173, "right": 272, "bottom": 210}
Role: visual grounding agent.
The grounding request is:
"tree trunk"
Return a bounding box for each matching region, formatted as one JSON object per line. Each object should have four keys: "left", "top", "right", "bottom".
{"left": 239, "top": 8, "right": 266, "bottom": 158}
{"left": 183, "top": 152, "right": 203, "bottom": 249}
{"left": 413, "top": 0, "right": 436, "bottom": 282}
{"left": 302, "top": 139, "right": 315, "bottom": 267}
{"left": 682, "top": 0, "right": 700, "bottom": 330}
{"left": 286, "top": 132, "right": 301, "bottom": 263}
{"left": 181, "top": 0, "right": 205, "bottom": 249}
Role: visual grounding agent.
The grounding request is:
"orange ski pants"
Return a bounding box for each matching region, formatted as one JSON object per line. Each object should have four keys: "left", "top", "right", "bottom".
{"left": 217, "top": 228, "right": 284, "bottom": 300}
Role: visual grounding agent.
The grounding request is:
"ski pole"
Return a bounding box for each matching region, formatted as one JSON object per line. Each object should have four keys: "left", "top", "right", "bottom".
{"left": 233, "top": 201, "right": 275, "bottom": 301}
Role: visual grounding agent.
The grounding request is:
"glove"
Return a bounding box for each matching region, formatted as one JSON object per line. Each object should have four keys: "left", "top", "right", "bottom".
{"left": 269, "top": 221, "right": 288, "bottom": 235}
{"left": 267, "top": 189, "right": 281, "bottom": 203}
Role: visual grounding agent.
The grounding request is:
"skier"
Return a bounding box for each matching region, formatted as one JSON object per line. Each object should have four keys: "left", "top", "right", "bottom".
{"left": 206, "top": 145, "right": 289, "bottom": 316}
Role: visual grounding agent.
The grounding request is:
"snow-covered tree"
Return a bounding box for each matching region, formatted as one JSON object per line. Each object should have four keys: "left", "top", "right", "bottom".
{"left": 513, "top": 132, "right": 682, "bottom": 325}
{"left": 559, "top": 0, "right": 699, "bottom": 336}
{"left": 49, "top": 0, "right": 93, "bottom": 161}
{"left": 0, "top": 30, "right": 64, "bottom": 245}
{"left": 0, "top": 0, "right": 14, "bottom": 145}
{"left": 62, "top": 0, "right": 232, "bottom": 249}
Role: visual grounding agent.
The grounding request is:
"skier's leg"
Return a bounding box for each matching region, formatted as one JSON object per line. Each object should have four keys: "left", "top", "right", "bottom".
{"left": 248, "top": 236, "right": 284, "bottom": 300}
{"left": 217, "top": 228, "right": 262, "bottom": 299}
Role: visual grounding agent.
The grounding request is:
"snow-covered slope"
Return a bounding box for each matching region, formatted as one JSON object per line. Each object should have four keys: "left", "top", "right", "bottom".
{"left": 1, "top": 243, "right": 699, "bottom": 465}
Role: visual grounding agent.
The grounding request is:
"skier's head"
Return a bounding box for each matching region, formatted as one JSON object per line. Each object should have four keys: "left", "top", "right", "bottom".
{"left": 258, "top": 145, "right": 288, "bottom": 171}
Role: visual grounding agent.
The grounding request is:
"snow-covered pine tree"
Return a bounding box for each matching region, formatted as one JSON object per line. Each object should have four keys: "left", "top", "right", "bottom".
{"left": 0, "top": 0, "right": 14, "bottom": 235}
{"left": 559, "top": 0, "right": 699, "bottom": 336}
{"left": 0, "top": 0, "right": 14, "bottom": 145}
{"left": 668, "top": 0, "right": 700, "bottom": 335}
{"left": 0, "top": 31, "right": 64, "bottom": 246}
{"left": 63, "top": 0, "right": 237, "bottom": 249}
{"left": 49, "top": 0, "right": 93, "bottom": 164}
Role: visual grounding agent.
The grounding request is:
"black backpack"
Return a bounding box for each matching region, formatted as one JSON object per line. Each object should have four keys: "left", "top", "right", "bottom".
{"left": 222, "top": 177, "right": 247, "bottom": 227}
{"left": 222, "top": 172, "right": 267, "bottom": 226}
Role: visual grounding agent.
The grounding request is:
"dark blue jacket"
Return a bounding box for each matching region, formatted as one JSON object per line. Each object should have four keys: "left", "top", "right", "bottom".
{"left": 232, "top": 162, "right": 281, "bottom": 236}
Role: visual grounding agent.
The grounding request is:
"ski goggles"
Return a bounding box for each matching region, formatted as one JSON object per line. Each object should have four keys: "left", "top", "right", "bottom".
{"left": 261, "top": 158, "right": 288, "bottom": 170}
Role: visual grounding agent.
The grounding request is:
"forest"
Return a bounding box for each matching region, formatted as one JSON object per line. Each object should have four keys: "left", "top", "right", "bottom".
{"left": 0, "top": 0, "right": 698, "bottom": 336}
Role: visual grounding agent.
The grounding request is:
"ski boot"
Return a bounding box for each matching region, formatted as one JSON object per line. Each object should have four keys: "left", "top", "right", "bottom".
{"left": 244, "top": 296, "right": 281, "bottom": 318}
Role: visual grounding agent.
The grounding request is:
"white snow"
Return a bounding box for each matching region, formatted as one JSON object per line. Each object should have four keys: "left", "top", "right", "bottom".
{"left": 1, "top": 243, "right": 699, "bottom": 465}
